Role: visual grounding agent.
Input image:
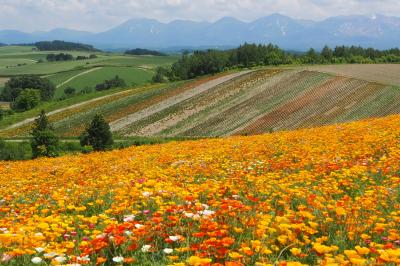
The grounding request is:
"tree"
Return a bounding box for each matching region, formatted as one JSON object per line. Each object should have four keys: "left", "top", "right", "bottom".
{"left": 30, "top": 110, "right": 59, "bottom": 158}
{"left": 11, "top": 89, "right": 41, "bottom": 112}
{"left": 0, "top": 75, "right": 55, "bottom": 102}
{"left": 321, "top": 45, "right": 333, "bottom": 62}
{"left": 152, "top": 67, "right": 169, "bottom": 83}
{"left": 303, "top": 48, "right": 320, "bottom": 64}
{"left": 64, "top": 87, "right": 76, "bottom": 96}
{"left": 80, "top": 114, "right": 113, "bottom": 151}
{"left": 95, "top": 76, "right": 127, "bottom": 91}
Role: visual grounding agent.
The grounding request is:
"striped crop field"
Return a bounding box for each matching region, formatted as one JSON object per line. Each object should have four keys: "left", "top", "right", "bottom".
{"left": 2, "top": 67, "right": 400, "bottom": 138}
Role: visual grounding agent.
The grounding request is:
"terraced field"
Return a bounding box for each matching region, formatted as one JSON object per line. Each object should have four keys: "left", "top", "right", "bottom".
{"left": 2, "top": 66, "right": 399, "bottom": 138}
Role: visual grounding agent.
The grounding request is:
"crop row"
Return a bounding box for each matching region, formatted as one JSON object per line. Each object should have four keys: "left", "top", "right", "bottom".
{"left": 181, "top": 71, "right": 330, "bottom": 137}
{"left": 118, "top": 69, "right": 281, "bottom": 136}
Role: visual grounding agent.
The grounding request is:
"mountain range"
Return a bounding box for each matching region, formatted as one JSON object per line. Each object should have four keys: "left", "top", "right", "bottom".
{"left": 1, "top": 14, "right": 399, "bottom": 51}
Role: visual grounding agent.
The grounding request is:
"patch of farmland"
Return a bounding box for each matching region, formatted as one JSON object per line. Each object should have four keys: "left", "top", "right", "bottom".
{"left": 51, "top": 84, "right": 188, "bottom": 137}
{"left": 123, "top": 69, "right": 292, "bottom": 136}
{"left": 0, "top": 55, "right": 178, "bottom": 76}
{"left": 0, "top": 46, "right": 35, "bottom": 54}
{"left": 0, "top": 87, "right": 156, "bottom": 137}
{"left": 111, "top": 68, "right": 399, "bottom": 137}
{"left": 52, "top": 73, "right": 235, "bottom": 137}
{"left": 174, "top": 70, "right": 330, "bottom": 137}
{"left": 304, "top": 64, "right": 400, "bottom": 86}
{"left": 0, "top": 58, "right": 37, "bottom": 69}
{"left": 237, "top": 78, "right": 400, "bottom": 135}
{"left": 110, "top": 71, "right": 252, "bottom": 133}
{"left": 0, "top": 73, "right": 238, "bottom": 137}
{"left": 58, "top": 66, "right": 152, "bottom": 91}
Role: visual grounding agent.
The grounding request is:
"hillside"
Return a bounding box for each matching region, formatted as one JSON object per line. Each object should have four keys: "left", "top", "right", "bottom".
{"left": 0, "top": 45, "right": 178, "bottom": 107}
{"left": 1, "top": 65, "right": 399, "bottom": 138}
{"left": 0, "top": 115, "right": 399, "bottom": 265}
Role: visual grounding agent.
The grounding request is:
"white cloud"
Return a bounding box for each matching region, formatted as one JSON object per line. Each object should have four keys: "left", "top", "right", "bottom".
{"left": 0, "top": 0, "right": 399, "bottom": 32}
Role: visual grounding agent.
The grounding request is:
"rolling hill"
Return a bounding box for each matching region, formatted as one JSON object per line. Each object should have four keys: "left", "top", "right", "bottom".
{"left": 1, "top": 14, "right": 400, "bottom": 50}
{"left": 0, "top": 45, "right": 178, "bottom": 102}
{"left": 1, "top": 64, "right": 399, "bottom": 138}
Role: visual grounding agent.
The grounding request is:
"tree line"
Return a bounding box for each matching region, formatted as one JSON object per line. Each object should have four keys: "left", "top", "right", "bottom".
{"left": 153, "top": 43, "right": 400, "bottom": 82}
{"left": 46, "top": 53, "right": 97, "bottom": 62}
{"left": 35, "top": 41, "right": 100, "bottom": 52}
{"left": 125, "top": 48, "right": 166, "bottom": 56}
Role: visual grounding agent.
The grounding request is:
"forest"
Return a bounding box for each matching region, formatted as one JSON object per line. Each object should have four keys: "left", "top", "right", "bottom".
{"left": 155, "top": 43, "right": 400, "bottom": 81}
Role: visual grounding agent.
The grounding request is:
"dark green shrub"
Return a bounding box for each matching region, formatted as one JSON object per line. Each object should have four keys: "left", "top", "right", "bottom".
{"left": 64, "top": 87, "right": 76, "bottom": 96}
{"left": 0, "top": 75, "right": 55, "bottom": 101}
{"left": 80, "top": 114, "right": 113, "bottom": 151}
{"left": 11, "top": 89, "right": 41, "bottom": 111}
{"left": 30, "top": 110, "right": 59, "bottom": 158}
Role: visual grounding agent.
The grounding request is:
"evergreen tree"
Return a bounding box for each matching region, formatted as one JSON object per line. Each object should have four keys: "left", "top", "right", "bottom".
{"left": 321, "top": 45, "right": 333, "bottom": 62}
{"left": 30, "top": 110, "right": 59, "bottom": 158}
{"left": 80, "top": 114, "right": 113, "bottom": 151}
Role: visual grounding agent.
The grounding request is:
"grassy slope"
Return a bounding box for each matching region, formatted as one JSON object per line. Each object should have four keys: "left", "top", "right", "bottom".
{"left": 0, "top": 48, "right": 177, "bottom": 94}
{"left": 58, "top": 67, "right": 153, "bottom": 90}
{"left": 0, "top": 54, "right": 178, "bottom": 76}
{"left": 0, "top": 46, "right": 35, "bottom": 54}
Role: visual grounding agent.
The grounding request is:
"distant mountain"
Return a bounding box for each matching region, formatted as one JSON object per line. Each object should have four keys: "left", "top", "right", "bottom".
{"left": 0, "top": 14, "right": 399, "bottom": 50}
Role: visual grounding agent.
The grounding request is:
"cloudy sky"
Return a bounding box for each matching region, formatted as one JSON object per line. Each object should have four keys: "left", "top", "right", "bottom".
{"left": 1, "top": 0, "right": 399, "bottom": 32}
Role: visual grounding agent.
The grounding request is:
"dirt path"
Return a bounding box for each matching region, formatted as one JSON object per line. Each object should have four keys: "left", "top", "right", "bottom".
{"left": 1, "top": 89, "right": 133, "bottom": 131}
{"left": 110, "top": 71, "right": 252, "bottom": 132}
{"left": 56, "top": 67, "right": 103, "bottom": 88}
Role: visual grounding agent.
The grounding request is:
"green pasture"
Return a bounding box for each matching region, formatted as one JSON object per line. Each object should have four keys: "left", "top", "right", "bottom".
{"left": 0, "top": 46, "right": 36, "bottom": 54}
{"left": 59, "top": 67, "right": 153, "bottom": 89}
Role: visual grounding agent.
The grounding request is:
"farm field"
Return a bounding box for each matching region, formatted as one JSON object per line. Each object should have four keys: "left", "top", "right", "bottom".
{"left": 0, "top": 46, "right": 177, "bottom": 98}
{"left": 0, "top": 115, "right": 399, "bottom": 265}
{"left": 56, "top": 67, "right": 153, "bottom": 90}
{"left": 1, "top": 67, "right": 400, "bottom": 138}
{"left": 303, "top": 64, "right": 400, "bottom": 86}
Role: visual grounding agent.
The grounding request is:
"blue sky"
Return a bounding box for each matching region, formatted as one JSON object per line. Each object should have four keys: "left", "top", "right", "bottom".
{"left": 0, "top": 0, "right": 399, "bottom": 32}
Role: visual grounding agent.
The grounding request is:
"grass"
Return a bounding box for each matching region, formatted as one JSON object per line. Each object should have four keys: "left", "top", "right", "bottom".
{"left": 0, "top": 54, "right": 178, "bottom": 76}
{"left": 0, "top": 46, "right": 36, "bottom": 54}
{"left": 0, "top": 47, "right": 177, "bottom": 101}
{"left": 57, "top": 66, "right": 154, "bottom": 92}
{"left": 0, "top": 58, "right": 37, "bottom": 68}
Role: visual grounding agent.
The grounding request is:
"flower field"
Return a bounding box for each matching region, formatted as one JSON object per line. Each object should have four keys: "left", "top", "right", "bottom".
{"left": 0, "top": 115, "right": 400, "bottom": 265}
